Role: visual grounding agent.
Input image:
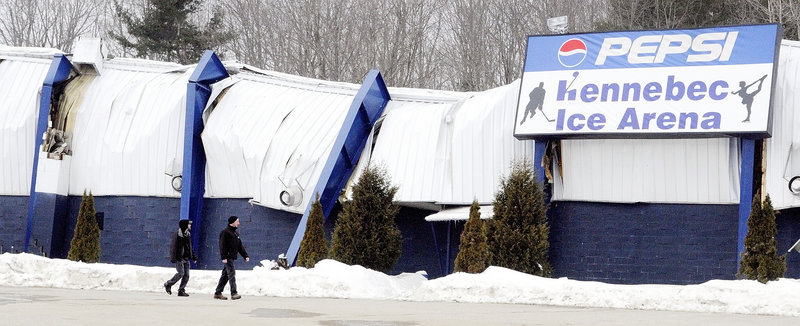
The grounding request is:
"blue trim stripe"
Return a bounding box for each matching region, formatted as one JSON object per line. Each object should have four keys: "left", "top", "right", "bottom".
{"left": 181, "top": 51, "right": 229, "bottom": 260}
{"left": 25, "top": 54, "right": 74, "bottom": 252}
{"left": 286, "top": 70, "right": 391, "bottom": 265}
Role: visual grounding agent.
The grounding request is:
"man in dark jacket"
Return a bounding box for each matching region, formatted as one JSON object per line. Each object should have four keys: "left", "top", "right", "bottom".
{"left": 164, "top": 219, "right": 197, "bottom": 297}
{"left": 214, "top": 215, "right": 249, "bottom": 300}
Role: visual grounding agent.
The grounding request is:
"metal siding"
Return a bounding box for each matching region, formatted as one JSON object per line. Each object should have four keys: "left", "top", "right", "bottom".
{"left": 0, "top": 58, "right": 53, "bottom": 195}
{"left": 553, "top": 138, "right": 739, "bottom": 204}
{"left": 352, "top": 81, "right": 535, "bottom": 205}
{"left": 66, "top": 63, "right": 190, "bottom": 197}
{"left": 449, "top": 81, "right": 535, "bottom": 203}
{"left": 201, "top": 73, "right": 359, "bottom": 214}
{"left": 766, "top": 41, "right": 800, "bottom": 209}
{"left": 368, "top": 101, "right": 451, "bottom": 202}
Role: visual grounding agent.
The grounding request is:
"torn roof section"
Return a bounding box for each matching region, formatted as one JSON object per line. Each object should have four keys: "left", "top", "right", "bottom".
{"left": 347, "top": 80, "right": 536, "bottom": 208}
{"left": 202, "top": 65, "right": 535, "bottom": 213}
{"left": 201, "top": 67, "right": 364, "bottom": 214}
{"left": 64, "top": 59, "right": 191, "bottom": 197}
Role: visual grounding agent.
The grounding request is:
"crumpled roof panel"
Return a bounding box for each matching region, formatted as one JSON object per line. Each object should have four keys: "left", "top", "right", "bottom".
{"left": 352, "top": 80, "right": 535, "bottom": 205}
{"left": 202, "top": 73, "right": 360, "bottom": 213}
{"left": 66, "top": 64, "right": 191, "bottom": 196}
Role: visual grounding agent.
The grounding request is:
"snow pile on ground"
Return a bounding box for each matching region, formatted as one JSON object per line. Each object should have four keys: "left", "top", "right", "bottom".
{"left": 1, "top": 253, "right": 799, "bottom": 316}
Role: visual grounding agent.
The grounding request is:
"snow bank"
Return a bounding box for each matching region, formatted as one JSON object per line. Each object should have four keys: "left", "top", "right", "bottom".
{"left": 1, "top": 253, "right": 798, "bottom": 317}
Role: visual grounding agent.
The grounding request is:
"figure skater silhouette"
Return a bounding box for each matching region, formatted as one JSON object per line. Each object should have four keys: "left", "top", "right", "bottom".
{"left": 731, "top": 75, "right": 767, "bottom": 122}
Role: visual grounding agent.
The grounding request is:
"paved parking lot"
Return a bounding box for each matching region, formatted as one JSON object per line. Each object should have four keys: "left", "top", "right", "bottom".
{"left": 0, "top": 286, "right": 796, "bottom": 325}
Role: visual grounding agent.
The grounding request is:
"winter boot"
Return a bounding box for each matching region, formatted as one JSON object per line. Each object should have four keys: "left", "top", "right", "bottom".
{"left": 164, "top": 283, "right": 172, "bottom": 295}
{"left": 231, "top": 294, "right": 242, "bottom": 300}
{"left": 178, "top": 290, "right": 189, "bottom": 297}
{"left": 214, "top": 294, "right": 227, "bottom": 300}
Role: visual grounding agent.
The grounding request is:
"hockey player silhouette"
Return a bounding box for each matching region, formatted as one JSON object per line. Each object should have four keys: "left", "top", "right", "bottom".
{"left": 520, "top": 82, "right": 553, "bottom": 124}
{"left": 731, "top": 75, "right": 767, "bottom": 122}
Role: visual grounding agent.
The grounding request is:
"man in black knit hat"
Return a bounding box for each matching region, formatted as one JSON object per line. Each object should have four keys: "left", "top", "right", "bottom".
{"left": 164, "top": 219, "right": 197, "bottom": 297}
{"left": 214, "top": 215, "right": 249, "bottom": 300}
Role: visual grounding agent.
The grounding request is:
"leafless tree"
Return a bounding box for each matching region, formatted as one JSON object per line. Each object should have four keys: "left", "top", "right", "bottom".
{"left": 4, "top": 0, "right": 793, "bottom": 91}
{"left": 734, "top": 0, "right": 800, "bottom": 40}
{"left": 221, "top": 0, "right": 444, "bottom": 88}
{"left": 0, "top": 0, "right": 103, "bottom": 52}
{"left": 442, "top": 0, "right": 607, "bottom": 91}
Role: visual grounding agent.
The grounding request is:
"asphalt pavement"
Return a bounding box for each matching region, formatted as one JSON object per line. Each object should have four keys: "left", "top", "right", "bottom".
{"left": 0, "top": 286, "right": 796, "bottom": 325}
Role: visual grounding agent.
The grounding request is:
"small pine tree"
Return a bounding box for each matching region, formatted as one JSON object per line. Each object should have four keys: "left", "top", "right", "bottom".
{"left": 454, "top": 200, "right": 490, "bottom": 273}
{"left": 739, "top": 192, "right": 786, "bottom": 283}
{"left": 330, "top": 165, "right": 402, "bottom": 272}
{"left": 297, "top": 195, "right": 329, "bottom": 268}
{"left": 488, "top": 161, "right": 553, "bottom": 277}
{"left": 67, "top": 191, "right": 101, "bottom": 263}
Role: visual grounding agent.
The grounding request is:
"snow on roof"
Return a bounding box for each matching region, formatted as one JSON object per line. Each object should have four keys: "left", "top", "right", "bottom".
{"left": 0, "top": 45, "right": 62, "bottom": 62}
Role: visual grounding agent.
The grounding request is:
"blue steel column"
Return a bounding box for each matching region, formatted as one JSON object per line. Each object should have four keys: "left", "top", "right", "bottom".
{"left": 534, "top": 140, "right": 547, "bottom": 183}
{"left": 24, "top": 54, "right": 74, "bottom": 252}
{"left": 286, "top": 70, "right": 391, "bottom": 265}
{"left": 182, "top": 51, "right": 229, "bottom": 256}
{"left": 737, "top": 138, "right": 755, "bottom": 267}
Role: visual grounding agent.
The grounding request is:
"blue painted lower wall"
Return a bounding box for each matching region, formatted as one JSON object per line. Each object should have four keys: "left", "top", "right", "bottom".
{"left": 548, "top": 202, "right": 740, "bottom": 284}
{"left": 2, "top": 195, "right": 799, "bottom": 284}
{"left": 197, "top": 198, "right": 301, "bottom": 270}
{"left": 777, "top": 207, "right": 800, "bottom": 279}
{"left": 52, "top": 196, "right": 301, "bottom": 270}
{"left": 1, "top": 195, "right": 301, "bottom": 269}
{"left": 0, "top": 196, "right": 27, "bottom": 253}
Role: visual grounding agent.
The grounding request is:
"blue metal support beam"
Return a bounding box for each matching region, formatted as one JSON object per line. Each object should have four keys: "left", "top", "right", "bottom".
{"left": 534, "top": 140, "right": 547, "bottom": 183}
{"left": 736, "top": 138, "right": 755, "bottom": 268}
{"left": 182, "top": 51, "right": 229, "bottom": 256}
{"left": 25, "top": 54, "right": 74, "bottom": 252}
{"left": 286, "top": 70, "right": 391, "bottom": 265}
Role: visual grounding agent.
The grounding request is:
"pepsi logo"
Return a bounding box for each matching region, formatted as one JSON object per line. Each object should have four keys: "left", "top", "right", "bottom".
{"left": 558, "top": 38, "right": 587, "bottom": 67}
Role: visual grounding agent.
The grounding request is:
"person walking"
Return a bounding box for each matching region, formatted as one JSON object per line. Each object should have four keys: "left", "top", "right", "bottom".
{"left": 214, "top": 216, "right": 249, "bottom": 300}
{"left": 164, "top": 219, "right": 197, "bottom": 297}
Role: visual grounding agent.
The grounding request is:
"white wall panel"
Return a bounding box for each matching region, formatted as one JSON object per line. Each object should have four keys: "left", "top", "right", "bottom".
{"left": 766, "top": 40, "right": 800, "bottom": 209}
{"left": 0, "top": 55, "right": 55, "bottom": 195}
{"left": 552, "top": 137, "right": 740, "bottom": 204}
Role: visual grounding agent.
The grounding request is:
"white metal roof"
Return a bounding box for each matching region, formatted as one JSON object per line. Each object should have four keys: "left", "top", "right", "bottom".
{"left": 65, "top": 61, "right": 191, "bottom": 196}
{"left": 201, "top": 70, "right": 362, "bottom": 213}
{"left": 766, "top": 40, "right": 800, "bottom": 209}
{"left": 0, "top": 50, "right": 58, "bottom": 195}
{"left": 349, "top": 80, "right": 535, "bottom": 205}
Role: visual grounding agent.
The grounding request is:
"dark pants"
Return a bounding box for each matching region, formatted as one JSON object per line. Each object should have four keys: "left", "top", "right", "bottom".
{"left": 165, "top": 261, "right": 190, "bottom": 291}
{"left": 215, "top": 260, "right": 237, "bottom": 295}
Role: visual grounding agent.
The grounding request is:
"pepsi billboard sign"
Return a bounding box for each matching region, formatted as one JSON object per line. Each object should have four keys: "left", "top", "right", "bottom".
{"left": 514, "top": 24, "right": 781, "bottom": 139}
